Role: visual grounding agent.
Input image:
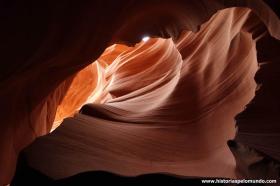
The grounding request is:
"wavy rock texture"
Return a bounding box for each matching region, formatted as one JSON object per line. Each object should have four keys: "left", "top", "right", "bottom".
{"left": 1, "top": 0, "right": 280, "bottom": 185}
{"left": 23, "top": 8, "right": 258, "bottom": 180}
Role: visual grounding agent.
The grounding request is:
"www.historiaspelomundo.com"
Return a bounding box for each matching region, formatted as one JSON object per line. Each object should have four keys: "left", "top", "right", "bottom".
{"left": 201, "top": 179, "right": 277, "bottom": 184}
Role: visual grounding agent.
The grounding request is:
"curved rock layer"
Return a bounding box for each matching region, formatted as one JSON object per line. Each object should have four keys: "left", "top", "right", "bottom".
{"left": 1, "top": 0, "right": 280, "bottom": 185}
{"left": 19, "top": 8, "right": 265, "bottom": 179}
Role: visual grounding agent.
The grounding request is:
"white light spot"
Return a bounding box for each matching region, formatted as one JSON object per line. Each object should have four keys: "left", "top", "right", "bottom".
{"left": 142, "top": 36, "right": 150, "bottom": 42}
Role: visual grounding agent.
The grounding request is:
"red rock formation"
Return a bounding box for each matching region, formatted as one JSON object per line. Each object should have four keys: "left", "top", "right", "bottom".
{"left": 1, "top": 0, "right": 280, "bottom": 185}
{"left": 22, "top": 8, "right": 257, "bottom": 180}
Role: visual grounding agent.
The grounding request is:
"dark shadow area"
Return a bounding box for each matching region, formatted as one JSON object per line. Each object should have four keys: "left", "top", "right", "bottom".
{"left": 10, "top": 152, "right": 216, "bottom": 186}
{"left": 11, "top": 151, "right": 265, "bottom": 186}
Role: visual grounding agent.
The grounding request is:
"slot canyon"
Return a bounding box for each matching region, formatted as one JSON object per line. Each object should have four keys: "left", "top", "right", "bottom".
{"left": 1, "top": 0, "right": 280, "bottom": 185}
